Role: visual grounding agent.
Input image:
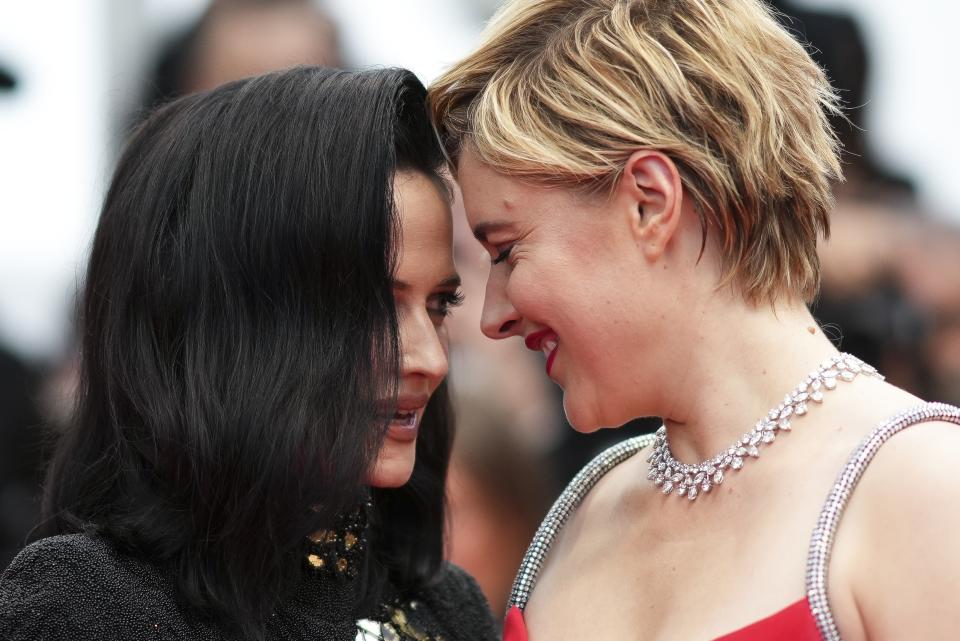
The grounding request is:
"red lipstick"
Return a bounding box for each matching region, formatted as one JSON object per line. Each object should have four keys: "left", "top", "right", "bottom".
{"left": 524, "top": 328, "right": 559, "bottom": 377}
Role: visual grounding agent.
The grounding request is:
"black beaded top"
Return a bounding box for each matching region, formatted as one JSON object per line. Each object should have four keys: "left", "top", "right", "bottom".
{"left": 0, "top": 534, "right": 498, "bottom": 641}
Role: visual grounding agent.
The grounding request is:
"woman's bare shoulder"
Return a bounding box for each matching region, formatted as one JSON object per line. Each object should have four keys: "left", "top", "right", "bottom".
{"left": 842, "top": 409, "right": 960, "bottom": 640}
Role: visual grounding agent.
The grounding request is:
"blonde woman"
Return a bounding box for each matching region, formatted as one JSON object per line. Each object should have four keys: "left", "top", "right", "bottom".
{"left": 428, "top": 1, "right": 960, "bottom": 640}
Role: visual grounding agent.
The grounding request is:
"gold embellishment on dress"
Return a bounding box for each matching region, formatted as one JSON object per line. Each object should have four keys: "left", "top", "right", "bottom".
{"left": 305, "top": 499, "right": 370, "bottom": 578}
{"left": 389, "top": 608, "right": 435, "bottom": 641}
{"left": 344, "top": 532, "right": 358, "bottom": 550}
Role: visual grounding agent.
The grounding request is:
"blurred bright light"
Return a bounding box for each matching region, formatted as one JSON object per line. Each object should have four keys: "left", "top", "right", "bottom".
{"left": 0, "top": 0, "right": 957, "bottom": 362}
{"left": 0, "top": 3, "right": 110, "bottom": 362}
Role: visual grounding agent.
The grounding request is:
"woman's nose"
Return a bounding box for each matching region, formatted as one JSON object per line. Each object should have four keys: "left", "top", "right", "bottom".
{"left": 480, "top": 270, "right": 521, "bottom": 340}
{"left": 401, "top": 313, "right": 449, "bottom": 383}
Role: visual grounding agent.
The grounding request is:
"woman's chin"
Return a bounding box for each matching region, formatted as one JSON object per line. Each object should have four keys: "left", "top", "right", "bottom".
{"left": 562, "top": 395, "right": 607, "bottom": 433}
{"left": 366, "top": 447, "right": 416, "bottom": 488}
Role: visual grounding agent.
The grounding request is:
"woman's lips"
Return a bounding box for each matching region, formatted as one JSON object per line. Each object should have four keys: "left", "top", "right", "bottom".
{"left": 525, "top": 329, "right": 559, "bottom": 377}
{"left": 384, "top": 395, "right": 428, "bottom": 442}
{"left": 387, "top": 408, "right": 421, "bottom": 442}
{"left": 543, "top": 338, "right": 558, "bottom": 376}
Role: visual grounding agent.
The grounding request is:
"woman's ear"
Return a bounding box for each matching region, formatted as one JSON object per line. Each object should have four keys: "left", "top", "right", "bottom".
{"left": 616, "top": 150, "right": 684, "bottom": 260}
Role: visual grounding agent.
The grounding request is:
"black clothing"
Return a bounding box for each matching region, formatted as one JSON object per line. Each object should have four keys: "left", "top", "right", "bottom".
{"left": 0, "top": 533, "right": 498, "bottom": 641}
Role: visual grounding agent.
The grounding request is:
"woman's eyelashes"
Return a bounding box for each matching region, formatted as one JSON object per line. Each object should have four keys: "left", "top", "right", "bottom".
{"left": 427, "top": 289, "right": 465, "bottom": 322}
{"left": 491, "top": 244, "right": 515, "bottom": 265}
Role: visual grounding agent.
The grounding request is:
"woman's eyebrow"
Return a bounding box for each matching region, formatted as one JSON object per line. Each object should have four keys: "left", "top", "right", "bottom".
{"left": 392, "top": 274, "right": 462, "bottom": 291}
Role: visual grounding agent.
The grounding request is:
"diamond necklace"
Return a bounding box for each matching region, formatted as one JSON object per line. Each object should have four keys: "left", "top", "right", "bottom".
{"left": 646, "top": 352, "right": 883, "bottom": 501}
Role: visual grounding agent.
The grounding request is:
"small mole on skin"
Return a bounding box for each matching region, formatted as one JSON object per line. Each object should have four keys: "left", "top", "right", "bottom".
{"left": 807, "top": 326, "right": 817, "bottom": 335}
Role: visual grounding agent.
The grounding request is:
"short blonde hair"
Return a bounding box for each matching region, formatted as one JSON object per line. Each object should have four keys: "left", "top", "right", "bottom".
{"left": 429, "top": 0, "right": 843, "bottom": 303}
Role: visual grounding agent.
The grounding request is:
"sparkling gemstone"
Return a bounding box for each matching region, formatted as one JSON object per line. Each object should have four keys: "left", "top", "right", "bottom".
{"left": 749, "top": 433, "right": 762, "bottom": 446}
{"left": 344, "top": 532, "right": 358, "bottom": 550}
{"left": 736, "top": 447, "right": 747, "bottom": 456}
{"left": 741, "top": 434, "right": 751, "bottom": 445}
{"left": 701, "top": 482, "right": 712, "bottom": 493}
{"left": 723, "top": 455, "right": 733, "bottom": 467}
{"left": 811, "top": 379, "right": 822, "bottom": 390}
{"left": 672, "top": 473, "right": 683, "bottom": 484}
{"left": 747, "top": 445, "right": 760, "bottom": 457}
{"left": 688, "top": 486, "right": 698, "bottom": 500}
{"left": 779, "top": 406, "right": 794, "bottom": 420}
{"left": 646, "top": 450, "right": 656, "bottom": 462}
{"left": 795, "top": 403, "right": 808, "bottom": 416}
{"left": 778, "top": 417, "right": 792, "bottom": 430}
{"left": 694, "top": 472, "right": 706, "bottom": 484}
{"left": 794, "top": 392, "right": 809, "bottom": 402}
{"left": 731, "top": 457, "right": 744, "bottom": 470}
{"left": 662, "top": 481, "right": 674, "bottom": 494}
{"left": 762, "top": 431, "right": 776, "bottom": 443}
{"left": 647, "top": 468, "right": 657, "bottom": 480}
{"left": 823, "top": 377, "right": 838, "bottom": 390}
{"left": 840, "top": 370, "right": 856, "bottom": 381}
{"left": 823, "top": 368, "right": 838, "bottom": 378}
{"left": 706, "top": 465, "right": 717, "bottom": 475}
{"left": 811, "top": 390, "right": 824, "bottom": 402}
{"left": 665, "top": 466, "right": 673, "bottom": 477}
{"left": 847, "top": 361, "right": 861, "bottom": 373}
{"left": 654, "top": 475, "right": 664, "bottom": 486}
{"left": 713, "top": 470, "right": 724, "bottom": 485}
{"left": 678, "top": 485, "right": 688, "bottom": 496}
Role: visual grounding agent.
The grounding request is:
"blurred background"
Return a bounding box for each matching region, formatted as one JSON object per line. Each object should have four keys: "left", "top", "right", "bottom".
{"left": 1, "top": 0, "right": 958, "bottom": 618}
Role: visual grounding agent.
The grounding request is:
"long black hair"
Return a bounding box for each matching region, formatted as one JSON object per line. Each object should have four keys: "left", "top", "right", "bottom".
{"left": 41, "top": 66, "right": 452, "bottom": 637}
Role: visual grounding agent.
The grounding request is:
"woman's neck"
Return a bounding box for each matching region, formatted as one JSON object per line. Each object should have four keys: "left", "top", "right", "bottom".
{"left": 659, "top": 297, "right": 839, "bottom": 464}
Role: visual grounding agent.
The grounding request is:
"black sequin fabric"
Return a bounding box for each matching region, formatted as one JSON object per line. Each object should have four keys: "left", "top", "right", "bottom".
{"left": 0, "top": 534, "right": 498, "bottom": 641}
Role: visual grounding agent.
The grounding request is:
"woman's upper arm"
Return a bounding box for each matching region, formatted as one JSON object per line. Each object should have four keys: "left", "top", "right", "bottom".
{"left": 850, "top": 421, "right": 960, "bottom": 640}
{"left": 429, "top": 563, "right": 501, "bottom": 641}
{"left": 1, "top": 542, "right": 80, "bottom": 640}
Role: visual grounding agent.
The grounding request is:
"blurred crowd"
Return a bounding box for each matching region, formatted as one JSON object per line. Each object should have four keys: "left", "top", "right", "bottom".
{"left": 1, "top": 0, "right": 959, "bottom": 620}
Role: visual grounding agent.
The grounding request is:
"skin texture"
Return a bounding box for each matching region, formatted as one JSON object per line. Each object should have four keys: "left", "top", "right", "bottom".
{"left": 457, "top": 146, "right": 960, "bottom": 640}
{"left": 367, "top": 171, "right": 459, "bottom": 488}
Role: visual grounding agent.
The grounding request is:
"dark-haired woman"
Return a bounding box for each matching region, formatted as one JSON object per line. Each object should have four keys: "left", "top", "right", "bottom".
{"left": 0, "top": 67, "right": 498, "bottom": 641}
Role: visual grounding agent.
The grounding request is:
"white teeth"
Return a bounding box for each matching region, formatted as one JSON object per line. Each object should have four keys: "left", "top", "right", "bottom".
{"left": 543, "top": 339, "right": 558, "bottom": 357}
{"left": 391, "top": 410, "right": 418, "bottom": 427}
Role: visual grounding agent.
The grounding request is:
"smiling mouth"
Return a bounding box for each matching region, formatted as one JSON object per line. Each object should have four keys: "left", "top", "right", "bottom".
{"left": 525, "top": 329, "right": 560, "bottom": 377}
{"left": 390, "top": 409, "right": 419, "bottom": 428}
{"left": 544, "top": 340, "right": 558, "bottom": 376}
{"left": 385, "top": 406, "right": 424, "bottom": 442}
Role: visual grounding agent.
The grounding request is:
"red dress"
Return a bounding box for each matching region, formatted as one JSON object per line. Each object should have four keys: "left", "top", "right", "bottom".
{"left": 504, "top": 597, "right": 821, "bottom": 641}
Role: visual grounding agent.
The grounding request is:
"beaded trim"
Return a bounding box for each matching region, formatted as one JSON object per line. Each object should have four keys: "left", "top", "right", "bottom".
{"left": 507, "top": 401, "right": 960, "bottom": 640}
{"left": 508, "top": 433, "right": 658, "bottom": 610}
{"left": 806, "top": 402, "right": 960, "bottom": 641}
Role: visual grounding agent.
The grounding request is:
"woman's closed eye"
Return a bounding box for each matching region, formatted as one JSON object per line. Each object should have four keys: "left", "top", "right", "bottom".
{"left": 427, "top": 289, "right": 465, "bottom": 322}
{"left": 491, "top": 244, "right": 515, "bottom": 266}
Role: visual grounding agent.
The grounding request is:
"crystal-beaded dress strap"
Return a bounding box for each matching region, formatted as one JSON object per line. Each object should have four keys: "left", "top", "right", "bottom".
{"left": 805, "top": 402, "right": 960, "bottom": 641}
{"left": 507, "top": 433, "right": 658, "bottom": 613}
